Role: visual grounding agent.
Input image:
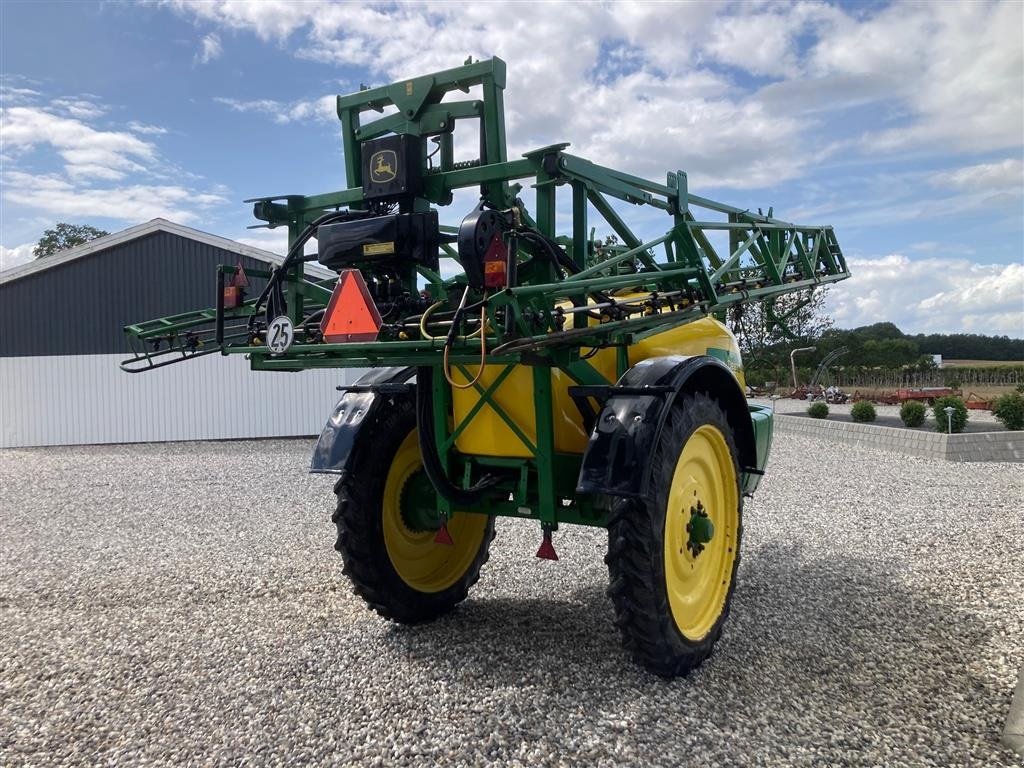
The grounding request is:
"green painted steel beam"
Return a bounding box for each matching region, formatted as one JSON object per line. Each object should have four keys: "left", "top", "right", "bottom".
{"left": 531, "top": 365, "right": 557, "bottom": 525}
{"left": 587, "top": 188, "right": 642, "bottom": 250}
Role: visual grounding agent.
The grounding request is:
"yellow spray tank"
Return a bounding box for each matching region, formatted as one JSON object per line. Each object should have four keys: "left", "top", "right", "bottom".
{"left": 453, "top": 315, "right": 743, "bottom": 458}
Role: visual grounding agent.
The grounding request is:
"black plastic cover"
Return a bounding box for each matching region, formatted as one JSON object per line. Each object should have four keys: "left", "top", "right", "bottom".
{"left": 317, "top": 211, "right": 439, "bottom": 271}
{"left": 309, "top": 367, "right": 416, "bottom": 474}
{"left": 575, "top": 356, "right": 753, "bottom": 499}
{"left": 361, "top": 134, "right": 422, "bottom": 200}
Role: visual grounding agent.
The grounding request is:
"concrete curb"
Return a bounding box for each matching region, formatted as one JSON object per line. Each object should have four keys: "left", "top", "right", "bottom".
{"left": 1004, "top": 667, "right": 1024, "bottom": 755}
{"left": 775, "top": 415, "right": 1024, "bottom": 462}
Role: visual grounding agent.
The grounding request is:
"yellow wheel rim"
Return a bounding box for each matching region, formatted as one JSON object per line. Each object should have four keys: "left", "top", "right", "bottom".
{"left": 382, "top": 429, "right": 489, "bottom": 593}
{"left": 663, "top": 424, "right": 739, "bottom": 641}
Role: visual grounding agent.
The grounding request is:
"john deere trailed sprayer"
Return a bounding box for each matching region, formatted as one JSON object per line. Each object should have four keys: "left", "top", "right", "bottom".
{"left": 122, "top": 58, "right": 849, "bottom": 676}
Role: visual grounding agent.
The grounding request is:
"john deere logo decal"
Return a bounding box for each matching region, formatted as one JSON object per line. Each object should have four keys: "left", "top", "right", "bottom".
{"left": 370, "top": 150, "right": 397, "bottom": 183}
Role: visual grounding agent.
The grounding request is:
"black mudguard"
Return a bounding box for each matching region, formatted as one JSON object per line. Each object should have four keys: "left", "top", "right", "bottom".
{"left": 575, "top": 355, "right": 756, "bottom": 500}
{"left": 309, "top": 367, "right": 415, "bottom": 474}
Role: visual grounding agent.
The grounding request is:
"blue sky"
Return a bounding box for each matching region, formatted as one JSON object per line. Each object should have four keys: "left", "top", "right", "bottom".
{"left": 2, "top": 0, "right": 1022, "bottom": 337}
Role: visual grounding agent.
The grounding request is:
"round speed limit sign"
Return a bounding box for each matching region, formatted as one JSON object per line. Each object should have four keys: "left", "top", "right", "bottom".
{"left": 266, "top": 315, "right": 294, "bottom": 355}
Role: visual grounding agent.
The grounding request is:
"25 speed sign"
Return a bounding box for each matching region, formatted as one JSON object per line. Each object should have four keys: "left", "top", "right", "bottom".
{"left": 266, "top": 315, "right": 294, "bottom": 355}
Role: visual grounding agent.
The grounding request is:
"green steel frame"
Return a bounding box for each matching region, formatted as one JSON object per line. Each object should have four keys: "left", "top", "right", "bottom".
{"left": 122, "top": 57, "right": 849, "bottom": 529}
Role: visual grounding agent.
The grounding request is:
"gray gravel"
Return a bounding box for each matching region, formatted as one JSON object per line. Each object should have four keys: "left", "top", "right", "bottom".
{"left": 1, "top": 433, "right": 1021, "bottom": 767}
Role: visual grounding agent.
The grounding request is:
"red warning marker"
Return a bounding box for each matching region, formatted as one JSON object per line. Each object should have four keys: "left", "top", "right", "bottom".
{"left": 434, "top": 522, "right": 454, "bottom": 546}
{"left": 536, "top": 529, "right": 558, "bottom": 560}
{"left": 320, "top": 269, "right": 382, "bottom": 342}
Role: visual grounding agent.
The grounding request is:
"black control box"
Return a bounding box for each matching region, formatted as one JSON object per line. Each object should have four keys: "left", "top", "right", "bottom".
{"left": 361, "top": 134, "right": 422, "bottom": 200}
{"left": 317, "top": 211, "right": 439, "bottom": 272}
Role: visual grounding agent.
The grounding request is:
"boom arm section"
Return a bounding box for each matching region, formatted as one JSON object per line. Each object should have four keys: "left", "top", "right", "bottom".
{"left": 121, "top": 56, "right": 850, "bottom": 374}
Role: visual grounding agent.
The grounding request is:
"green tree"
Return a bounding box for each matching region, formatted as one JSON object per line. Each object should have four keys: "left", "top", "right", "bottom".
{"left": 853, "top": 322, "right": 904, "bottom": 341}
{"left": 34, "top": 223, "right": 109, "bottom": 258}
{"left": 992, "top": 392, "right": 1024, "bottom": 431}
{"left": 861, "top": 338, "right": 920, "bottom": 368}
{"left": 729, "top": 286, "right": 833, "bottom": 355}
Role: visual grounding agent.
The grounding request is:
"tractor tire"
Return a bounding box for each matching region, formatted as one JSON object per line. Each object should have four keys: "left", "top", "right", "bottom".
{"left": 605, "top": 392, "right": 743, "bottom": 677}
{"left": 332, "top": 401, "right": 495, "bottom": 624}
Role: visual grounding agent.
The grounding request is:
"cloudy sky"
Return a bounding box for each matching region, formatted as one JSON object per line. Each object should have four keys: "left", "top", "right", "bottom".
{"left": 2, "top": 0, "right": 1021, "bottom": 336}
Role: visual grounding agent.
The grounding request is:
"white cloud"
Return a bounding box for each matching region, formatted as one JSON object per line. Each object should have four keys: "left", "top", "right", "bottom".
{"left": 165, "top": 2, "right": 816, "bottom": 187}
{"left": 214, "top": 94, "right": 336, "bottom": 124}
{"left": 196, "top": 6, "right": 809, "bottom": 187}
{"left": 1, "top": 105, "right": 156, "bottom": 179}
{"left": 700, "top": 4, "right": 838, "bottom": 79}
{"left": 810, "top": 1, "right": 1023, "bottom": 154}
{"left": 195, "top": 32, "right": 223, "bottom": 65}
{"left": 127, "top": 121, "right": 168, "bottom": 135}
{"left": 0, "top": 242, "right": 36, "bottom": 271}
{"left": 0, "top": 90, "right": 228, "bottom": 240}
{"left": 164, "top": 0, "right": 309, "bottom": 41}
{"left": 213, "top": 96, "right": 279, "bottom": 114}
{"left": 64, "top": 163, "right": 129, "bottom": 182}
{"left": 787, "top": 161, "right": 1023, "bottom": 233}
{"left": 50, "top": 98, "right": 107, "bottom": 119}
{"left": 827, "top": 254, "right": 1024, "bottom": 337}
{"left": 0, "top": 79, "right": 42, "bottom": 105}
{"left": 2, "top": 171, "right": 227, "bottom": 223}
{"left": 929, "top": 159, "right": 1024, "bottom": 193}
{"left": 164, "top": 0, "right": 1023, "bottom": 185}
{"left": 563, "top": 70, "right": 812, "bottom": 188}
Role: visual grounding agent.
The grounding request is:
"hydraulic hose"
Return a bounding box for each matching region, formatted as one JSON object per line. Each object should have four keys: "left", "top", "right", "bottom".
{"left": 517, "top": 229, "right": 612, "bottom": 305}
{"left": 415, "top": 366, "right": 502, "bottom": 506}
{"left": 248, "top": 209, "right": 371, "bottom": 334}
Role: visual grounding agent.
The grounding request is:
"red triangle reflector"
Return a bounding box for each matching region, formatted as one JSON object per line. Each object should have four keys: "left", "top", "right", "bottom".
{"left": 320, "top": 269, "right": 382, "bottom": 342}
{"left": 232, "top": 262, "right": 249, "bottom": 288}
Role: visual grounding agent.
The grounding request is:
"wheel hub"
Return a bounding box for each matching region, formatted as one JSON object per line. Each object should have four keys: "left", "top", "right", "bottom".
{"left": 685, "top": 501, "right": 714, "bottom": 557}
{"left": 398, "top": 470, "right": 441, "bottom": 532}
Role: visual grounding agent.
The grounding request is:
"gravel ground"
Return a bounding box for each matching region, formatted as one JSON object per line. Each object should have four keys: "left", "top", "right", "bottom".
{"left": 1, "top": 433, "right": 1021, "bottom": 767}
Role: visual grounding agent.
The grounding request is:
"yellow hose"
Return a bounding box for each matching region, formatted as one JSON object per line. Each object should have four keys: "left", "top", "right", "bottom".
{"left": 419, "top": 300, "right": 484, "bottom": 341}
{"left": 444, "top": 305, "right": 488, "bottom": 389}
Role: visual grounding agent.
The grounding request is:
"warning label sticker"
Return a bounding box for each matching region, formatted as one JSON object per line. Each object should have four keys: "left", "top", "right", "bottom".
{"left": 363, "top": 241, "right": 395, "bottom": 256}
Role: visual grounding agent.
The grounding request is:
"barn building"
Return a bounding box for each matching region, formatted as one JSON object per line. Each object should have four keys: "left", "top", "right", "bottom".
{"left": 0, "top": 219, "right": 349, "bottom": 448}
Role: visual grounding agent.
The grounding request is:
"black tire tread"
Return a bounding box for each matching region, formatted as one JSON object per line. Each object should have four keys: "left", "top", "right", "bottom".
{"left": 605, "top": 392, "right": 744, "bottom": 677}
{"left": 331, "top": 399, "right": 495, "bottom": 624}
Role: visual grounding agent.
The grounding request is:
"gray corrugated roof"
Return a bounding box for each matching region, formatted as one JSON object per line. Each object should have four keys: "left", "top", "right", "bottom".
{"left": 0, "top": 218, "right": 333, "bottom": 285}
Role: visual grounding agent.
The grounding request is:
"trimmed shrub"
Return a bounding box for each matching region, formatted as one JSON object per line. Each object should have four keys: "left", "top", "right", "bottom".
{"left": 933, "top": 395, "right": 968, "bottom": 433}
{"left": 850, "top": 401, "right": 876, "bottom": 423}
{"left": 807, "top": 402, "right": 829, "bottom": 419}
{"left": 900, "top": 399, "right": 926, "bottom": 427}
{"left": 992, "top": 391, "right": 1024, "bottom": 431}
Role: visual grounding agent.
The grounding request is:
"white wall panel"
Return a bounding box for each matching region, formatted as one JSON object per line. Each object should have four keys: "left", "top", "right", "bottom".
{"left": 0, "top": 354, "right": 355, "bottom": 448}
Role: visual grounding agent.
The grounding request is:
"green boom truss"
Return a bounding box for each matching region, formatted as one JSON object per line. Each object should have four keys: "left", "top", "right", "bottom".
{"left": 121, "top": 57, "right": 849, "bottom": 529}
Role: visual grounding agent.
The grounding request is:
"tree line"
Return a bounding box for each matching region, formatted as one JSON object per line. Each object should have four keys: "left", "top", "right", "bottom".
{"left": 730, "top": 288, "right": 1022, "bottom": 386}
{"left": 812, "top": 322, "right": 1021, "bottom": 368}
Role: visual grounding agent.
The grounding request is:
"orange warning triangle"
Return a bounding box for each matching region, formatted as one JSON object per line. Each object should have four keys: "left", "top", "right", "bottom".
{"left": 320, "top": 269, "right": 382, "bottom": 342}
